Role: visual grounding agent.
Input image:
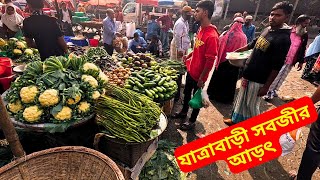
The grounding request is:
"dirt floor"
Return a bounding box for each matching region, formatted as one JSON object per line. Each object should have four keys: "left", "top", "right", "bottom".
{"left": 162, "top": 63, "right": 320, "bottom": 180}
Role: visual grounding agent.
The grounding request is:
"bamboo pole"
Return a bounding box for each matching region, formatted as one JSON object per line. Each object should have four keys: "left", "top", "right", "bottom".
{"left": 289, "top": 0, "right": 300, "bottom": 25}
{"left": 223, "top": 0, "right": 230, "bottom": 20}
{"left": 0, "top": 96, "right": 24, "bottom": 158}
{"left": 253, "top": 0, "right": 261, "bottom": 21}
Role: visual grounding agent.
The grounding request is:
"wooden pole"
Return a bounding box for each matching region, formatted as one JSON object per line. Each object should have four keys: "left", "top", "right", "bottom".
{"left": 0, "top": 96, "right": 24, "bottom": 158}
{"left": 253, "top": 0, "right": 261, "bottom": 21}
{"left": 224, "top": 0, "right": 230, "bottom": 20}
{"left": 289, "top": 0, "right": 300, "bottom": 25}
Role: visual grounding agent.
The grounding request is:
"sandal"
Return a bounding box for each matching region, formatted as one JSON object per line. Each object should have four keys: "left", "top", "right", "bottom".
{"left": 223, "top": 118, "right": 235, "bottom": 126}
{"left": 179, "top": 121, "right": 195, "bottom": 131}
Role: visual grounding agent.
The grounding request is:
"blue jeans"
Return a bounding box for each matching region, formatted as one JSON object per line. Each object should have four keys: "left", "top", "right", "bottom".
{"left": 160, "top": 30, "right": 169, "bottom": 51}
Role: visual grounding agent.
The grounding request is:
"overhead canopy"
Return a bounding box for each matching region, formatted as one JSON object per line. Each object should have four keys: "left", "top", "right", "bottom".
{"left": 158, "top": 0, "right": 174, "bottom": 6}
{"left": 136, "top": 0, "right": 158, "bottom": 6}
{"left": 87, "top": 0, "right": 120, "bottom": 6}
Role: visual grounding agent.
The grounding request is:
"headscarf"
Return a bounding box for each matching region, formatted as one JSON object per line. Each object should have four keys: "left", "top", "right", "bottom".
{"left": 305, "top": 34, "right": 320, "bottom": 58}
{"left": 1, "top": 3, "right": 24, "bottom": 32}
{"left": 216, "top": 17, "right": 247, "bottom": 66}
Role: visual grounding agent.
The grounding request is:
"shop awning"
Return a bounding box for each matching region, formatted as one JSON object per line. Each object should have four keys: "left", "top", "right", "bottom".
{"left": 135, "top": 0, "right": 158, "bottom": 6}
{"left": 87, "top": 0, "right": 120, "bottom": 6}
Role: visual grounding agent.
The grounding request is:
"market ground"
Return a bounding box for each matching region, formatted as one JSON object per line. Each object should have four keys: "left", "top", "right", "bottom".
{"left": 161, "top": 49, "right": 320, "bottom": 179}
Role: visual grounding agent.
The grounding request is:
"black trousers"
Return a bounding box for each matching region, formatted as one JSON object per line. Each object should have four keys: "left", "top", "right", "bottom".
{"left": 297, "top": 146, "right": 320, "bottom": 180}
{"left": 181, "top": 73, "right": 200, "bottom": 123}
{"left": 175, "top": 74, "right": 182, "bottom": 101}
{"left": 104, "top": 43, "right": 114, "bottom": 56}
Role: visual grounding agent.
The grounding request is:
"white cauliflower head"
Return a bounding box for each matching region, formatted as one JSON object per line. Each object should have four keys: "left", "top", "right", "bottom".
{"left": 20, "top": 86, "right": 39, "bottom": 104}
{"left": 78, "top": 101, "right": 91, "bottom": 114}
{"left": 98, "top": 71, "right": 109, "bottom": 84}
{"left": 23, "top": 106, "right": 43, "bottom": 123}
{"left": 92, "top": 91, "right": 101, "bottom": 100}
{"left": 82, "top": 75, "right": 98, "bottom": 88}
{"left": 8, "top": 100, "right": 23, "bottom": 114}
{"left": 83, "top": 62, "right": 99, "bottom": 72}
{"left": 39, "top": 89, "right": 60, "bottom": 107}
{"left": 54, "top": 106, "right": 72, "bottom": 121}
{"left": 67, "top": 94, "right": 81, "bottom": 105}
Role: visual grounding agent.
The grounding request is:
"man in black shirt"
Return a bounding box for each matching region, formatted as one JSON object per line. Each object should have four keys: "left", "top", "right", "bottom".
{"left": 294, "top": 86, "right": 320, "bottom": 179}
{"left": 23, "top": 0, "right": 68, "bottom": 60}
{"left": 224, "top": 1, "right": 293, "bottom": 125}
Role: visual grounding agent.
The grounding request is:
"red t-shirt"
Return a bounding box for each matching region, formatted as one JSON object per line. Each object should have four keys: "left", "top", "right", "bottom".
{"left": 186, "top": 24, "right": 219, "bottom": 82}
{"left": 157, "top": 15, "right": 173, "bottom": 32}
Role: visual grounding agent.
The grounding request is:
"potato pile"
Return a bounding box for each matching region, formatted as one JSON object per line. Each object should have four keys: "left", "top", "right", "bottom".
{"left": 105, "top": 67, "right": 131, "bottom": 87}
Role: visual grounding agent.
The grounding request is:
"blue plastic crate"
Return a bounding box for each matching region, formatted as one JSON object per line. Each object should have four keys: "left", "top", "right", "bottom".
{"left": 64, "top": 36, "right": 73, "bottom": 43}
{"left": 71, "top": 39, "right": 89, "bottom": 47}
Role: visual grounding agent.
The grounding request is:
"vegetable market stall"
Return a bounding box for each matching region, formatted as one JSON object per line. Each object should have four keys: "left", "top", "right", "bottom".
{"left": 79, "top": 20, "right": 103, "bottom": 40}
{"left": 0, "top": 47, "right": 185, "bottom": 179}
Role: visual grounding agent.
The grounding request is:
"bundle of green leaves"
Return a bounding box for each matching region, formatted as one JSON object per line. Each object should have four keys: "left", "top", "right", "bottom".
{"left": 140, "top": 140, "right": 187, "bottom": 180}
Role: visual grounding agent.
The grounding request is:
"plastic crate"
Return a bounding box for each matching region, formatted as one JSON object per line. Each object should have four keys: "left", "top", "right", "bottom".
{"left": 75, "top": 12, "right": 85, "bottom": 17}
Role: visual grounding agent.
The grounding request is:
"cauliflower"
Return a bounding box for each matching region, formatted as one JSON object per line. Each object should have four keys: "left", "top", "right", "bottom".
{"left": 23, "top": 106, "right": 43, "bottom": 123}
{"left": 8, "top": 100, "right": 23, "bottom": 113}
{"left": 92, "top": 91, "right": 101, "bottom": 100}
{"left": 83, "top": 62, "right": 99, "bottom": 72}
{"left": 54, "top": 106, "right": 72, "bottom": 121}
{"left": 98, "top": 71, "right": 109, "bottom": 84}
{"left": 82, "top": 75, "right": 98, "bottom": 88}
{"left": 39, "top": 89, "right": 60, "bottom": 107}
{"left": 78, "top": 101, "right": 91, "bottom": 114}
{"left": 24, "top": 49, "right": 33, "bottom": 55}
{"left": 20, "top": 86, "right": 39, "bottom": 103}
{"left": 67, "top": 94, "right": 81, "bottom": 105}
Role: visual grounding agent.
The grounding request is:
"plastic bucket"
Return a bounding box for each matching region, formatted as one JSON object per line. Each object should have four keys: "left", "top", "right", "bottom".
{"left": 0, "top": 58, "right": 12, "bottom": 78}
{"left": 0, "top": 75, "right": 14, "bottom": 91}
{"left": 89, "top": 39, "right": 99, "bottom": 47}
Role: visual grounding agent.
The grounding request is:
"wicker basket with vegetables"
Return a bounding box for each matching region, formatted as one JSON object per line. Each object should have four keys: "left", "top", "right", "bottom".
{"left": 4, "top": 55, "right": 108, "bottom": 133}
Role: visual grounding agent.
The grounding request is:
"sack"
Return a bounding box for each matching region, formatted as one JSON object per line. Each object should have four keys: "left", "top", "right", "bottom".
{"left": 188, "top": 89, "right": 203, "bottom": 109}
{"left": 279, "top": 128, "right": 302, "bottom": 156}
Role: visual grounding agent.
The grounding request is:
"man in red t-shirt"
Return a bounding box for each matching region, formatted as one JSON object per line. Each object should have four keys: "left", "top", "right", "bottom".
{"left": 1, "top": 0, "right": 25, "bottom": 17}
{"left": 157, "top": 9, "right": 174, "bottom": 51}
{"left": 173, "top": 0, "right": 219, "bottom": 130}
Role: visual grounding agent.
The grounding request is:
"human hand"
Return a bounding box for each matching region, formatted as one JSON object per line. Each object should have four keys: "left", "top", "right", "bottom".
{"left": 197, "top": 79, "right": 204, "bottom": 88}
{"left": 258, "top": 86, "right": 269, "bottom": 97}
{"left": 182, "top": 55, "right": 187, "bottom": 63}
{"left": 178, "top": 51, "right": 184, "bottom": 58}
{"left": 296, "top": 62, "right": 303, "bottom": 71}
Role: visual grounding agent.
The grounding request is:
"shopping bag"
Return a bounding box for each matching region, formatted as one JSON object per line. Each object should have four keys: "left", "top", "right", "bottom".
{"left": 279, "top": 128, "right": 302, "bottom": 156}
{"left": 188, "top": 89, "right": 203, "bottom": 109}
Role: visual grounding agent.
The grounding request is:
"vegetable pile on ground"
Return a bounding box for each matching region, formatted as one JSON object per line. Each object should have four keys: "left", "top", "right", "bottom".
{"left": 159, "top": 60, "right": 187, "bottom": 75}
{"left": 105, "top": 67, "right": 131, "bottom": 87}
{"left": 95, "top": 84, "right": 161, "bottom": 142}
{"left": 140, "top": 140, "right": 187, "bottom": 180}
{"left": 5, "top": 56, "right": 108, "bottom": 124}
{"left": 85, "top": 47, "right": 119, "bottom": 71}
{"left": 119, "top": 52, "right": 157, "bottom": 71}
{"left": 124, "top": 68, "right": 178, "bottom": 102}
{"left": 68, "top": 45, "right": 85, "bottom": 56}
{"left": 0, "top": 38, "right": 40, "bottom": 62}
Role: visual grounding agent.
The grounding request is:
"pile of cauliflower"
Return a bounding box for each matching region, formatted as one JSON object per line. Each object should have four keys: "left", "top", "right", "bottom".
{"left": 5, "top": 58, "right": 108, "bottom": 124}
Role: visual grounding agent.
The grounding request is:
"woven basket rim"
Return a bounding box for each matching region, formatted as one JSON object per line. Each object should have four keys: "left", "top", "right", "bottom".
{"left": 0, "top": 146, "right": 125, "bottom": 180}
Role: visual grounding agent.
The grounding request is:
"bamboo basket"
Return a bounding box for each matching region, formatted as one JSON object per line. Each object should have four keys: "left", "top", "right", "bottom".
{"left": 0, "top": 96, "right": 125, "bottom": 180}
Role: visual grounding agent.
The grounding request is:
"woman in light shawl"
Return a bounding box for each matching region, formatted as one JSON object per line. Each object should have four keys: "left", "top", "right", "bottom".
{"left": 1, "top": 3, "right": 24, "bottom": 38}
{"left": 207, "top": 17, "right": 247, "bottom": 104}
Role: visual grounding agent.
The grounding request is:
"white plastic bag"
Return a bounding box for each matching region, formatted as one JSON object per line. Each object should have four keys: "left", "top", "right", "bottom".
{"left": 126, "top": 22, "right": 136, "bottom": 38}
{"left": 279, "top": 128, "right": 302, "bottom": 156}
